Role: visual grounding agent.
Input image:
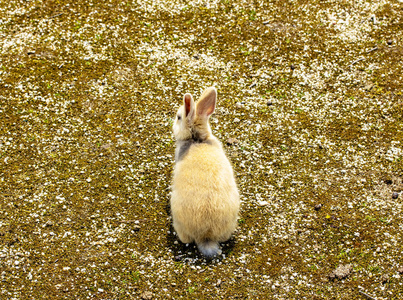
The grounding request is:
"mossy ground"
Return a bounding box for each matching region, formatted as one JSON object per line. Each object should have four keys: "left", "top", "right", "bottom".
{"left": 0, "top": 0, "right": 402, "bottom": 299}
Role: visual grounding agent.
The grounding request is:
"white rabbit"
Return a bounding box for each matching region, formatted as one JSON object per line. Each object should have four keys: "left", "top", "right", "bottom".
{"left": 171, "top": 87, "right": 240, "bottom": 257}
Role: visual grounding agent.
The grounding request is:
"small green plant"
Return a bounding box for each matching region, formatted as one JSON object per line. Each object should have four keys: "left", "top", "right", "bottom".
{"left": 379, "top": 217, "right": 389, "bottom": 224}
{"left": 175, "top": 262, "right": 184, "bottom": 269}
{"left": 249, "top": 10, "right": 256, "bottom": 20}
{"left": 337, "top": 250, "right": 347, "bottom": 258}
{"left": 365, "top": 215, "right": 376, "bottom": 222}
{"left": 74, "top": 21, "right": 81, "bottom": 31}
{"left": 131, "top": 270, "right": 140, "bottom": 281}
{"left": 167, "top": 117, "right": 174, "bottom": 127}
{"left": 368, "top": 265, "right": 380, "bottom": 273}
{"left": 239, "top": 46, "right": 250, "bottom": 55}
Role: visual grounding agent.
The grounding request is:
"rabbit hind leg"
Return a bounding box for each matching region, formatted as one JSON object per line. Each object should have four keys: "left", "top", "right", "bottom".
{"left": 173, "top": 222, "right": 193, "bottom": 244}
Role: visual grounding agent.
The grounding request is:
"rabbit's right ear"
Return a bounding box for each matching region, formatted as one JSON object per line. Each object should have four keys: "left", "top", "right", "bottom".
{"left": 183, "top": 93, "right": 195, "bottom": 122}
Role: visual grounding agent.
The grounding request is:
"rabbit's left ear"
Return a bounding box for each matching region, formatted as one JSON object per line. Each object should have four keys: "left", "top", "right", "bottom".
{"left": 183, "top": 93, "right": 195, "bottom": 121}
{"left": 196, "top": 87, "right": 216, "bottom": 117}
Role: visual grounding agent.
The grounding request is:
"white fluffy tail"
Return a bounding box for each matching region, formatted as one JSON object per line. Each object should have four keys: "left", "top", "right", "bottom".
{"left": 197, "top": 240, "right": 221, "bottom": 257}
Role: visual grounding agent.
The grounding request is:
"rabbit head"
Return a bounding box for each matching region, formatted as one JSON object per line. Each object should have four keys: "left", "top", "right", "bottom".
{"left": 173, "top": 87, "right": 217, "bottom": 142}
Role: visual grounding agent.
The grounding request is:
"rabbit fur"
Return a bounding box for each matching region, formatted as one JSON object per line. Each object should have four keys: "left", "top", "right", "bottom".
{"left": 171, "top": 87, "right": 240, "bottom": 257}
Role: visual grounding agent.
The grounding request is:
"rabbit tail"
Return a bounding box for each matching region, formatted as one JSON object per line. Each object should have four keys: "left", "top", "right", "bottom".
{"left": 197, "top": 240, "right": 221, "bottom": 258}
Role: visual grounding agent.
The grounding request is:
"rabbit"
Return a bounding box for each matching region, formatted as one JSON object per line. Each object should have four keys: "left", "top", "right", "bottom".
{"left": 171, "top": 86, "right": 240, "bottom": 257}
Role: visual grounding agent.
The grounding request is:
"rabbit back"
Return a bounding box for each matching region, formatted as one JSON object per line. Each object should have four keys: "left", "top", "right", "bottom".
{"left": 171, "top": 140, "right": 239, "bottom": 245}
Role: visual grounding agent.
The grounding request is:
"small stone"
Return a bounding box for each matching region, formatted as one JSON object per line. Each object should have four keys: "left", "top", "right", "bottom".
{"left": 398, "top": 267, "right": 403, "bottom": 274}
{"left": 314, "top": 204, "right": 323, "bottom": 211}
{"left": 226, "top": 138, "right": 238, "bottom": 146}
{"left": 86, "top": 177, "right": 92, "bottom": 183}
{"left": 381, "top": 274, "right": 389, "bottom": 284}
{"left": 233, "top": 118, "right": 240, "bottom": 123}
{"left": 329, "top": 264, "right": 352, "bottom": 280}
{"left": 370, "top": 15, "right": 376, "bottom": 24}
{"left": 364, "top": 84, "right": 373, "bottom": 91}
{"left": 132, "top": 225, "right": 140, "bottom": 232}
{"left": 43, "top": 221, "right": 54, "bottom": 228}
{"left": 387, "top": 39, "right": 393, "bottom": 45}
{"left": 266, "top": 101, "right": 273, "bottom": 106}
{"left": 235, "top": 102, "right": 243, "bottom": 109}
{"left": 100, "top": 143, "right": 112, "bottom": 150}
{"left": 392, "top": 192, "right": 399, "bottom": 199}
{"left": 290, "top": 64, "right": 296, "bottom": 70}
{"left": 141, "top": 291, "right": 153, "bottom": 300}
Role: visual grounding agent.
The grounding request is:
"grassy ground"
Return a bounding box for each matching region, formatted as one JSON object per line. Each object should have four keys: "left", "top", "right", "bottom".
{"left": 0, "top": 0, "right": 402, "bottom": 299}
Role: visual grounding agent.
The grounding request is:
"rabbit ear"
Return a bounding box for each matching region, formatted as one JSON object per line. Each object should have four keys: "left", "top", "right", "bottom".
{"left": 196, "top": 87, "right": 216, "bottom": 117}
{"left": 183, "top": 93, "right": 195, "bottom": 121}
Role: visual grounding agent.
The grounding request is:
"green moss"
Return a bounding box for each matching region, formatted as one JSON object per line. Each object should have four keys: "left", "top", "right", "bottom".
{"left": 0, "top": 0, "right": 402, "bottom": 299}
